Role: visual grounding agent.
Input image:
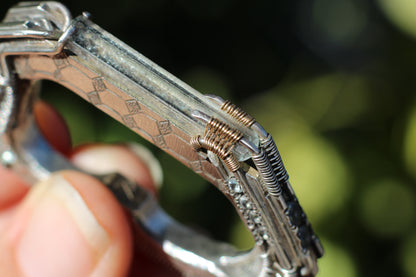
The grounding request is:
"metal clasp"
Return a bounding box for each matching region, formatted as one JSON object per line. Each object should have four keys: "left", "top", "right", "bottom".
{"left": 0, "top": 1, "right": 73, "bottom": 85}
{"left": 0, "top": 2, "right": 75, "bottom": 181}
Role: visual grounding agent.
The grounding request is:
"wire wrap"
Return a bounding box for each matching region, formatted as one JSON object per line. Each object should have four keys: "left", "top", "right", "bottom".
{"left": 221, "top": 100, "right": 256, "bottom": 127}
{"left": 191, "top": 117, "right": 242, "bottom": 172}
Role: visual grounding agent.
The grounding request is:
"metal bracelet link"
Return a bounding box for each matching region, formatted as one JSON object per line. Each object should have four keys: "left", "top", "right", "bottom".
{"left": 0, "top": 1, "right": 74, "bottom": 85}
{"left": 0, "top": 2, "right": 323, "bottom": 276}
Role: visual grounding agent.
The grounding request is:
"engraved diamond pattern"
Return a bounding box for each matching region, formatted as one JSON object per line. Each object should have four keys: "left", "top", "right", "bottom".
{"left": 14, "top": 54, "right": 222, "bottom": 186}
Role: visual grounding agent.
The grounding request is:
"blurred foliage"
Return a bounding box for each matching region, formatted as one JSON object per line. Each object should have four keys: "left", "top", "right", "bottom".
{"left": 359, "top": 178, "right": 415, "bottom": 237}
{"left": 3, "top": 0, "right": 416, "bottom": 276}
{"left": 378, "top": 0, "right": 416, "bottom": 39}
{"left": 402, "top": 231, "right": 416, "bottom": 277}
{"left": 318, "top": 238, "right": 358, "bottom": 277}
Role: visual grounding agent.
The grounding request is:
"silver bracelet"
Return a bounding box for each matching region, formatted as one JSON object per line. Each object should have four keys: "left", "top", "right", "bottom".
{"left": 0, "top": 2, "right": 323, "bottom": 276}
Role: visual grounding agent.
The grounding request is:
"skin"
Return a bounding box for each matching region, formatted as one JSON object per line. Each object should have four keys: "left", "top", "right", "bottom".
{"left": 0, "top": 101, "right": 181, "bottom": 277}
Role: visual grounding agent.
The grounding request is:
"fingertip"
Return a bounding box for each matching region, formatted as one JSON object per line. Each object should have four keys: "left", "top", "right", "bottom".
{"left": 2, "top": 171, "right": 132, "bottom": 277}
{"left": 0, "top": 166, "right": 29, "bottom": 209}
{"left": 0, "top": 101, "right": 70, "bottom": 210}
{"left": 34, "top": 101, "right": 72, "bottom": 155}
{"left": 60, "top": 171, "right": 133, "bottom": 276}
{"left": 70, "top": 144, "right": 158, "bottom": 195}
{"left": 126, "top": 143, "right": 163, "bottom": 189}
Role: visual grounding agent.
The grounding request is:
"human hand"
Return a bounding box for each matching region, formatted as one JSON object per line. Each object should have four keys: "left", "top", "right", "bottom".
{"left": 0, "top": 101, "right": 180, "bottom": 276}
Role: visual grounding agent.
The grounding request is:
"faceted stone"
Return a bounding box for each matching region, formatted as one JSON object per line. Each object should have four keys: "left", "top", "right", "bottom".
{"left": 228, "top": 178, "right": 242, "bottom": 194}
{"left": 258, "top": 227, "right": 269, "bottom": 241}
{"left": 250, "top": 210, "right": 262, "bottom": 224}
{"left": 239, "top": 196, "right": 252, "bottom": 209}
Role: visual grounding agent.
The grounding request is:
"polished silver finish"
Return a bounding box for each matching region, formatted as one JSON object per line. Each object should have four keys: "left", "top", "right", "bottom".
{"left": 0, "top": 2, "right": 323, "bottom": 276}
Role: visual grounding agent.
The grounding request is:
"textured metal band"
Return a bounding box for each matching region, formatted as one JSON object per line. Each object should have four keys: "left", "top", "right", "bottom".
{"left": 0, "top": 2, "right": 322, "bottom": 276}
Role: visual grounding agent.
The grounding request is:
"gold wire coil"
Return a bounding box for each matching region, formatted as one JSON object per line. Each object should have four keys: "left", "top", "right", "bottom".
{"left": 200, "top": 136, "right": 231, "bottom": 160}
{"left": 190, "top": 135, "right": 202, "bottom": 149}
{"left": 191, "top": 117, "right": 242, "bottom": 172}
{"left": 199, "top": 136, "right": 240, "bottom": 172}
{"left": 223, "top": 155, "right": 240, "bottom": 172}
{"left": 206, "top": 117, "right": 243, "bottom": 144}
{"left": 221, "top": 100, "right": 256, "bottom": 127}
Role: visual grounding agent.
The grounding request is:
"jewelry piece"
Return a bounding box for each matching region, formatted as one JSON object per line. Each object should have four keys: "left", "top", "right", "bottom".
{"left": 0, "top": 2, "right": 323, "bottom": 276}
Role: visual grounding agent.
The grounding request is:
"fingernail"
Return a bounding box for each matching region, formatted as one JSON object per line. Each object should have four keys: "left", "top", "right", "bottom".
{"left": 72, "top": 144, "right": 163, "bottom": 191}
{"left": 126, "top": 143, "right": 163, "bottom": 188}
{"left": 15, "top": 173, "right": 110, "bottom": 277}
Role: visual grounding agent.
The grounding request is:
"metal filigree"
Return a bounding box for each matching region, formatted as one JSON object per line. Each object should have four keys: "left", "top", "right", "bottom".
{"left": 0, "top": 2, "right": 323, "bottom": 277}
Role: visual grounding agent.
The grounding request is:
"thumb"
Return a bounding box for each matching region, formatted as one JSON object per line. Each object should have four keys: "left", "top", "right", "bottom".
{"left": 0, "top": 171, "right": 133, "bottom": 277}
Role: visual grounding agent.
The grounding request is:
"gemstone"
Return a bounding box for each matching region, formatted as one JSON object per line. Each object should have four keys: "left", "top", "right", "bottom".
{"left": 255, "top": 238, "right": 264, "bottom": 246}
{"left": 250, "top": 210, "right": 262, "bottom": 224}
{"left": 228, "top": 178, "right": 242, "bottom": 194}
{"left": 247, "top": 221, "right": 255, "bottom": 229}
{"left": 258, "top": 227, "right": 269, "bottom": 241}
{"left": 239, "top": 196, "right": 252, "bottom": 209}
{"left": 1, "top": 150, "right": 15, "bottom": 166}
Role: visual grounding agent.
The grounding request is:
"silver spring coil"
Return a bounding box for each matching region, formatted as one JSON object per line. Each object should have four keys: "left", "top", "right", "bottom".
{"left": 262, "top": 135, "right": 289, "bottom": 183}
{"left": 252, "top": 149, "right": 281, "bottom": 196}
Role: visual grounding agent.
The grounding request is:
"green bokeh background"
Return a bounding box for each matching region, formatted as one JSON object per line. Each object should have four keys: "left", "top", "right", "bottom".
{"left": 3, "top": 0, "right": 416, "bottom": 276}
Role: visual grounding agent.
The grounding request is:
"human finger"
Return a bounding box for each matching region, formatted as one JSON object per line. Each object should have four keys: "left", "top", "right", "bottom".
{"left": 0, "top": 101, "right": 71, "bottom": 209}
{"left": 0, "top": 171, "right": 132, "bottom": 277}
{"left": 70, "top": 143, "right": 163, "bottom": 195}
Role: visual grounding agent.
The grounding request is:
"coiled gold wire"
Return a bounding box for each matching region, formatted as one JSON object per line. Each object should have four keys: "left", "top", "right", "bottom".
{"left": 190, "top": 135, "right": 202, "bottom": 149}
{"left": 221, "top": 100, "right": 256, "bottom": 127}
{"left": 191, "top": 117, "right": 242, "bottom": 171}
{"left": 206, "top": 117, "right": 243, "bottom": 144}
{"left": 223, "top": 155, "right": 240, "bottom": 172}
{"left": 201, "top": 135, "right": 230, "bottom": 159}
